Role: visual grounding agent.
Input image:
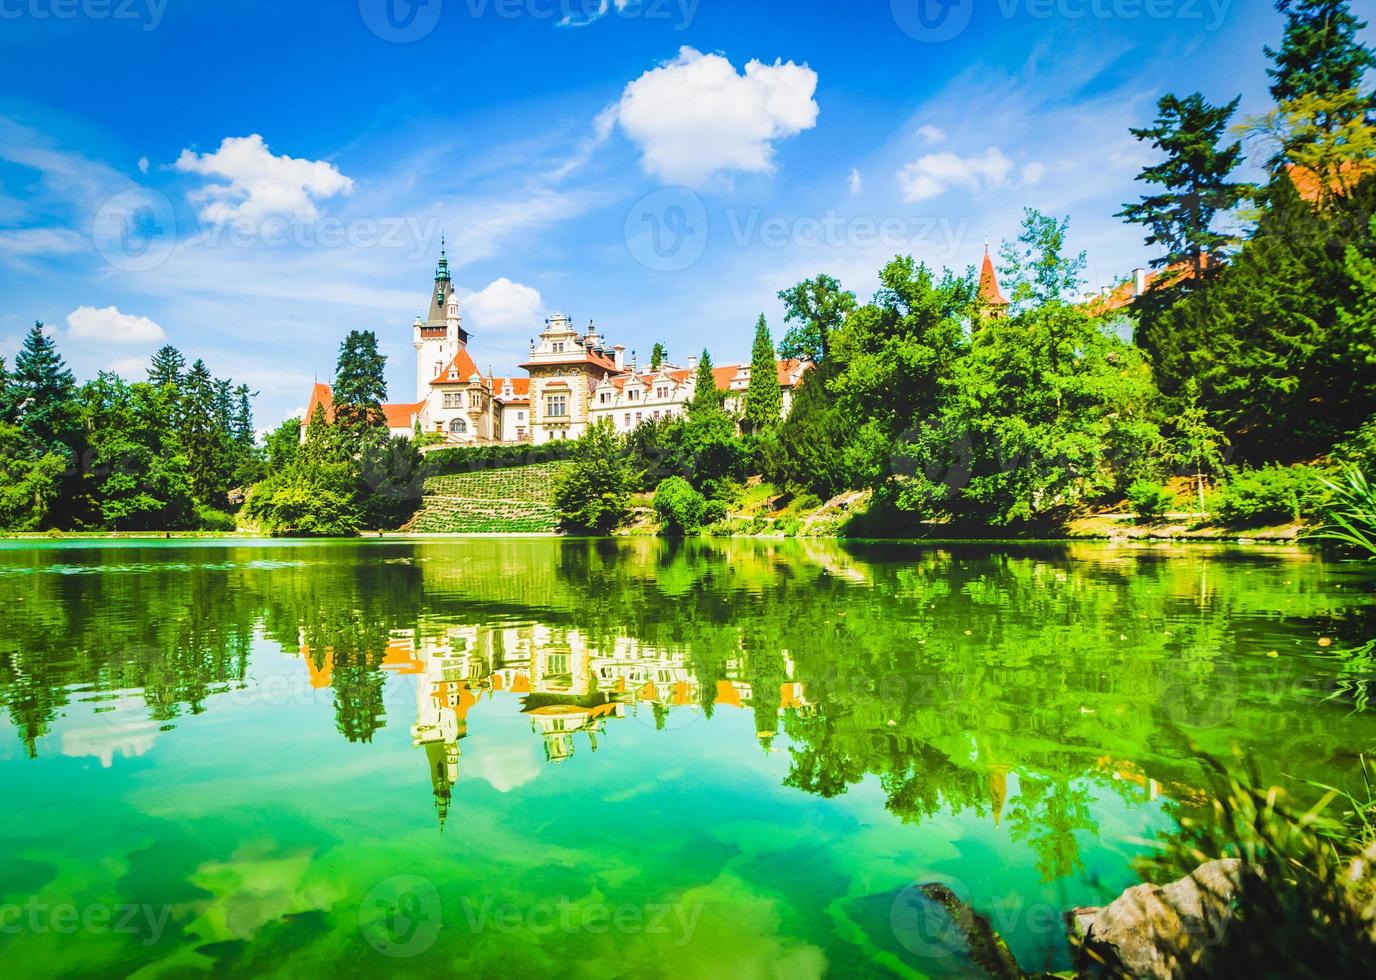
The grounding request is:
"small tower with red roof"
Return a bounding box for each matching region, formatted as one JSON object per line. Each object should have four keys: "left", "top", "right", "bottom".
{"left": 977, "top": 242, "right": 1010, "bottom": 325}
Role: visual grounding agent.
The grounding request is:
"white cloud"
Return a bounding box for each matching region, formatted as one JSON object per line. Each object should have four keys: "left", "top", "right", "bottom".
{"left": 847, "top": 168, "right": 862, "bottom": 195}
{"left": 0, "top": 227, "right": 86, "bottom": 256}
{"left": 464, "top": 278, "right": 545, "bottom": 332}
{"left": 615, "top": 47, "right": 819, "bottom": 187}
{"left": 897, "top": 148, "right": 1021, "bottom": 202}
{"left": 1021, "top": 161, "right": 1048, "bottom": 186}
{"left": 66, "top": 305, "right": 167, "bottom": 345}
{"left": 916, "top": 124, "right": 947, "bottom": 144}
{"left": 137, "top": 156, "right": 149, "bottom": 174}
{"left": 559, "top": 0, "right": 634, "bottom": 27}
{"left": 173, "top": 134, "right": 354, "bottom": 223}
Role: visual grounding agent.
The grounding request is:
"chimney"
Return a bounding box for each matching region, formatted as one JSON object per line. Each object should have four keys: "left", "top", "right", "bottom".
{"left": 687, "top": 355, "right": 699, "bottom": 371}
{"left": 1133, "top": 268, "right": 1149, "bottom": 297}
{"left": 613, "top": 344, "right": 625, "bottom": 371}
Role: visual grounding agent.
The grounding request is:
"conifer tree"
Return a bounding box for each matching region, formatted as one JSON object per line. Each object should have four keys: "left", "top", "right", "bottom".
{"left": 743, "top": 315, "right": 782, "bottom": 433}
{"left": 690, "top": 348, "right": 720, "bottom": 413}
{"left": 650, "top": 342, "right": 668, "bottom": 371}
{"left": 178, "top": 359, "right": 228, "bottom": 505}
{"left": 12, "top": 322, "right": 77, "bottom": 457}
{"left": 1118, "top": 93, "right": 1249, "bottom": 281}
{"left": 148, "top": 345, "right": 186, "bottom": 389}
{"left": 333, "top": 330, "right": 388, "bottom": 432}
{"left": 0, "top": 355, "right": 15, "bottom": 425}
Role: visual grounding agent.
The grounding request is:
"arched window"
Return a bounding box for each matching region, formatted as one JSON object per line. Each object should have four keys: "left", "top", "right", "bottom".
{"left": 450, "top": 418, "right": 468, "bottom": 435}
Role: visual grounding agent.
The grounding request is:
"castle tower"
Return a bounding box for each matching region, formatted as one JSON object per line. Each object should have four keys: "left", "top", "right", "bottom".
{"left": 976, "top": 242, "right": 1010, "bottom": 325}
{"left": 413, "top": 240, "right": 471, "bottom": 400}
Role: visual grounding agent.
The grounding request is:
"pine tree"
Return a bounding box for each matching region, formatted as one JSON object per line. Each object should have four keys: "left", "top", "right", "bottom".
{"left": 1268, "top": 0, "right": 1374, "bottom": 109}
{"left": 1265, "top": 0, "right": 1375, "bottom": 165}
{"left": 147, "top": 345, "right": 186, "bottom": 389}
{"left": 1118, "top": 93, "right": 1249, "bottom": 280}
{"left": 12, "top": 321, "right": 77, "bottom": 457}
{"left": 179, "top": 359, "right": 229, "bottom": 505}
{"left": 0, "top": 355, "right": 15, "bottom": 425}
{"left": 743, "top": 315, "right": 782, "bottom": 433}
{"left": 333, "top": 330, "right": 388, "bottom": 431}
{"left": 650, "top": 342, "right": 668, "bottom": 371}
{"left": 690, "top": 349, "right": 720, "bottom": 413}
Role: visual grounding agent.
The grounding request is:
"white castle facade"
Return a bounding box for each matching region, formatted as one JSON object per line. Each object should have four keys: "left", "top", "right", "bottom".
{"left": 306, "top": 248, "right": 808, "bottom": 446}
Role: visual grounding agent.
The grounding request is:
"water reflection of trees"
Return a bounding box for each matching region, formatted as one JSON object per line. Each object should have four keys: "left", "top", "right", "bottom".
{"left": 2, "top": 540, "right": 1373, "bottom": 872}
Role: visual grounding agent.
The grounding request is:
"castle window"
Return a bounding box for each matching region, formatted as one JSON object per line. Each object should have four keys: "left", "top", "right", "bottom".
{"left": 656, "top": 386, "right": 670, "bottom": 399}
{"left": 599, "top": 392, "right": 611, "bottom": 404}
{"left": 552, "top": 342, "right": 565, "bottom": 354}
{"left": 450, "top": 419, "right": 468, "bottom": 435}
{"left": 624, "top": 413, "right": 631, "bottom": 427}
{"left": 443, "top": 393, "right": 463, "bottom": 409}
{"left": 546, "top": 395, "right": 567, "bottom": 418}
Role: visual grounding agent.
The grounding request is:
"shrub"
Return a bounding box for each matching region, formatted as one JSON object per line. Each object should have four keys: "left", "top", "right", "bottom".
{"left": 1127, "top": 480, "right": 1174, "bottom": 522}
{"left": 653, "top": 477, "right": 706, "bottom": 535}
{"left": 195, "top": 506, "right": 237, "bottom": 532}
{"left": 700, "top": 498, "right": 728, "bottom": 526}
{"left": 1313, "top": 465, "right": 1376, "bottom": 558}
{"left": 1216, "top": 465, "right": 1327, "bottom": 526}
{"left": 552, "top": 421, "right": 634, "bottom": 534}
{"left": 425, "top": 440, "right": 577, "bottom": 476}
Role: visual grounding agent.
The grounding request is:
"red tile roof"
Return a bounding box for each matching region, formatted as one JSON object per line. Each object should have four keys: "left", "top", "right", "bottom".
{"left": 301, "top": 383, "right": 421, "bottom": 431}
{"left": 1086, "top": 257, "right": 1212, "bottom": 316}
{"left": 431, "top": 348, "right": 483, "bottom": 386}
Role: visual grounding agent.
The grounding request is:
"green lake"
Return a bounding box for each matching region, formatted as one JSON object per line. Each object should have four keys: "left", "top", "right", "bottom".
{"left": 2, "top": 537, "right": 1375, "bottom": 978}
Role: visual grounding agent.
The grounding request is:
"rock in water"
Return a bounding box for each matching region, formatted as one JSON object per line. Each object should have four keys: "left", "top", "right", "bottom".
{"left": 1068, "top": 859, "right": 1243, "bottom": 978}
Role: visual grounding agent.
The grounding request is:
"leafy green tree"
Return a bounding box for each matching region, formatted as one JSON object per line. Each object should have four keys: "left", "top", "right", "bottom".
{"left": 653, "top": 476, "right": 706, "bottom": 535}
{"left": 333, "top": 330, "right": 388, "bottom": 432}
{"left": 75, "top": 373, "right": 196, "bottom": 530}
{"left": 769, "top": 363, "right": 852, "bottom": 500}
{"left": 264, "top": 417, "right": 302, "bottom": 472}
{"left": 1169, "top": 379, "right": 1229, "bottom": 516}
{"left": 778, "top": 274, "right": 856, "bottom": 363}
{"left": 1266, "top": 0, "right": 1374, "bottom": 157}
{"left": 0, "top": 423, "right": 65, "bottom": 530}
{"left": 743, "top": 315, "right": 782, "bottom": 434}
{"left": 12, "top": 322, "right": 77, "bottom": 459}
{"left": 998, "top": 210, "right": 1087, "bottom": 308}
{"left": 244, "top": 404, "right": 361, "bottom": 537}
{"left": 147, "top": 345, "right": 185, "bottom": 389}
{"left": 553, "top": 420, "right": 634, "bottom": 533}
{"left": 650, "top": 342, "right": 668, "bottom": 371}
{"left": 1118, "top": 92, "right": 1249, "bottom": 281}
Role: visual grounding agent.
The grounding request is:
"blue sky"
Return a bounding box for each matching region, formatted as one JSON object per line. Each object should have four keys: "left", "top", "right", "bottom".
{"left": 0, "top": 0, "right": 1368, "bottom": 425}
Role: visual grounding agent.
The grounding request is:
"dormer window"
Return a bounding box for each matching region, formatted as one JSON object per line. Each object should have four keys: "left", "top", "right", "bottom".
{"left": 552, "top": 342, "right": 565, "bottom": 354}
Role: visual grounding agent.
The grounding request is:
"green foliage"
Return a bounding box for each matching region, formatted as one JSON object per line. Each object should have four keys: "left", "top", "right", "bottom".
{"left": 264, "top": 417, "right": 302, "bottom": 472}
{"left": 195, "top": 506, "right": 237, "bottom": 532}
{"left": 700, "top": 498, "right": 727, "bottom": 527}
{"left": 1146, "top": 755, "right": 1376, "bottom": 978}
{"left": 244, "top": 404, "right": 362, "bottom": 537}
{"left": 13, "top": 322, "right": 77, "bottom": 461}
{"left": 1313, "top": 464, "right": 1376, "bottom": 556}
{"left": 653, "top": 476, "right": 706, "bottom": 535}
{"left": 333, "top": 330, "right": 388, "bottom": 432}
{"left": 649, "top": 342, "right": 668, "bottom": 371}
{"left": 1216, "top": 464, "right": 1327, "bottom": 526}
{"left": 690, "top": 348, "right": 721, "bottom": 412}
{"left": 1118, "top": 91, "right": 1249, "bottom": 276}
{"left": 743, "top": 314, "right": 782, "bottom": 433}
{"left": 778, "top": 273, "right": 855, "bottom": 363}
{"left": 770, "top": 362, "right": 853, "bottom": 501}
{"left": 0, "top": 423, "right": 65, "bottom": 531}
{"left": 671, "top": 407, "right": 749, "bottom": 489}
{"left": 406, "top": 462, "right": 566, "bottom": 533}
{"left": 1127, "top": 480, "right": 1175, "bottom": 521}
{"left": 425, "top": 440, "right": 577, "bottom": 476}
{"left": 147, "top": 345, "right": 185, "bottom": 389}
{"left": 553, "top": 420, "right": 634, "bottom": 534}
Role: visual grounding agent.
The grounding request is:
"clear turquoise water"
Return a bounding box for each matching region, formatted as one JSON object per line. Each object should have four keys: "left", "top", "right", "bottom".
{"left": 1, "top": 537, "right": 1373, "bottom": 978}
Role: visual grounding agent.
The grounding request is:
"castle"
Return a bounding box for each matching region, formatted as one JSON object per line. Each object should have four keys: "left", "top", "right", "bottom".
{"left": 305, "top": 247, "right": 809, "bottom": 445}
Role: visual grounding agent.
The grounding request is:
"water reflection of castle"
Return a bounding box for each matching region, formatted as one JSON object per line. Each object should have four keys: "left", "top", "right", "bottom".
{"left": 300, "top": 624, "right": 812, "bottom": 827}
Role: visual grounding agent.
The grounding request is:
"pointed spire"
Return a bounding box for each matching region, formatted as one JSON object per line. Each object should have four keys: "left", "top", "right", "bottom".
{"left": 978, "top": 240, "right": 1009, "bottom": 310}
{"left": 435, "top": 235, "right": 450, "bottom": 282}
